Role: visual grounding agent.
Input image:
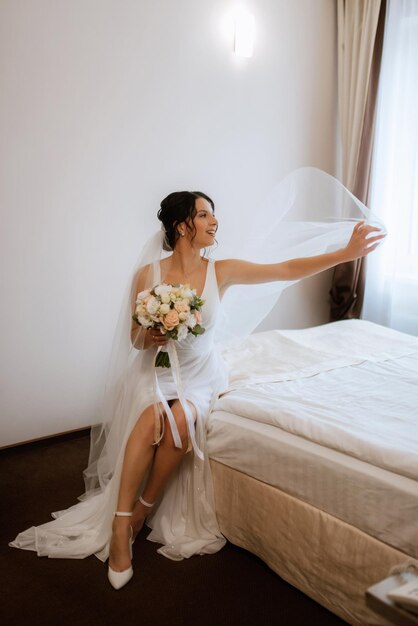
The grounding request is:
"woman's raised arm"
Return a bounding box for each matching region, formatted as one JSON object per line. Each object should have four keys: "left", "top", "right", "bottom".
{"left": 216, "top": 221, "right": 386, "bottom": 289}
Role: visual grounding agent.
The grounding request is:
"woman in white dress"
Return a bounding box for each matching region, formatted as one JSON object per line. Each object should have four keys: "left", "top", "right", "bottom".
{"left": 9, "top": 175, "right": 385, "bottom": 591}
{"left": 107, "top": 189, "right": 384, "bottom": 588}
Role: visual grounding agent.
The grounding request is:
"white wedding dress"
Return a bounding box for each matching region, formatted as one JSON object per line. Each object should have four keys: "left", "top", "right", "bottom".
{"left": 9, "top": 256, "right": 228, "bottom": 562}
{"left": 9, "top": 167, "right": 383, "bottom": 563}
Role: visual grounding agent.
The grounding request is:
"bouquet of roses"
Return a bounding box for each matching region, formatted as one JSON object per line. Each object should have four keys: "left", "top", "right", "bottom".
{"left": 132, "top": 283, "right": 205, "bottom": 367}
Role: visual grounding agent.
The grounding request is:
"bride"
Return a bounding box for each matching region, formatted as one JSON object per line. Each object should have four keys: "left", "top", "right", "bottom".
{"left": 9, "top": 172, "right": 385, "bottom": 590}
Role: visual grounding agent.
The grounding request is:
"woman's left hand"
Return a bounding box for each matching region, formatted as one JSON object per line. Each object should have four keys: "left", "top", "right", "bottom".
{"left": 343, "top": 220, "right": 386, "bottom": 262}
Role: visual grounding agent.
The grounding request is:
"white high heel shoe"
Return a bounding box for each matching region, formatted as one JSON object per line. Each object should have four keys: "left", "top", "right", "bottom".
{"left": 108, "top": 511, "right": 134, "bottom": 590}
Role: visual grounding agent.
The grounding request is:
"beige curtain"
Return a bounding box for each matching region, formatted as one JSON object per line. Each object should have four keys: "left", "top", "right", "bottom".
{"left": 329, "top": 0, "right": 386, "bottom": 320}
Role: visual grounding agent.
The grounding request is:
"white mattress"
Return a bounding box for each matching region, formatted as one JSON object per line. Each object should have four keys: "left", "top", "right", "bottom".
{"left": 207, "top": 320, "right": 418, "bottom": 557}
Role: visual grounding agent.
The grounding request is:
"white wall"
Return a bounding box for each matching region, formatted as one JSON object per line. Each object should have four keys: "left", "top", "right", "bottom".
{"left": 0, "top": 0, "right": 337, "bottom": 446}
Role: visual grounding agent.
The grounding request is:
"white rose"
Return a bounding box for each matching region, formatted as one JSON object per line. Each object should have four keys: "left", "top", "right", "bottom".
{"left": 138, "top": 315, "right": 152, "bottom": 328}
{"left": 178, "top": 311, "right": 188, "bottom": 321}
{"left": 186, "top": 312, "right": 197, "bottom": 329}
{"left": 136, "top": 289, "right": 151, "bottom": 302}
{"left": 183, "top": 288, "right": 194, "bottom": 299}
{"left": 161, "top": 292, "right": 171, "bottom": 304}
{"left": 146, "top": 296, "right": 159, "bottom": 315}
{"left": 135, "top": 305, "right": 146, "bottom": 318}
{"left": 177, "top": 324, "right": 188, "bottom": 341}
{"left": 154, "top": 284, "right": 172, "bottom": 296}
{"left": 159, "top": 303, "right": 170, "bottom": 315}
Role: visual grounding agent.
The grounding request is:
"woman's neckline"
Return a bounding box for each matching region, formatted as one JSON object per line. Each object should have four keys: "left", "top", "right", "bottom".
{"left": 158, "top": 257, "right": 210, "bottom": 299}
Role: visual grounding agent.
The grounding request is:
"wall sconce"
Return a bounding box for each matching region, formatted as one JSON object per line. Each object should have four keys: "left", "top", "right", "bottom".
{"left": 234, "top": 9, "right": 255, "bottom": 58}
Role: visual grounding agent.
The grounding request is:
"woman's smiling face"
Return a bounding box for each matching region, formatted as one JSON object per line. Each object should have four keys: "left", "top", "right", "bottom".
{"left": 184, "top": 196, "right": 218, "bottom": 248}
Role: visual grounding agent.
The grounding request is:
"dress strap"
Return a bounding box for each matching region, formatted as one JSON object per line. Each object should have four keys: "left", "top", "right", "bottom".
{"left": 206, "top": 257, "right": 220, "bottom": 300}
{"left": 205, "top": 257, "right": 214, "bottom": 281}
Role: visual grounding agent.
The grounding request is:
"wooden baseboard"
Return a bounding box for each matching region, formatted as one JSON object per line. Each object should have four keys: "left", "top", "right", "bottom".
{"left": 0, "top": 426, "right": 92, "bottom": 451}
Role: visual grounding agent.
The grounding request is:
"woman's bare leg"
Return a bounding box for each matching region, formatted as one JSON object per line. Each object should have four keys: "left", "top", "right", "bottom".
{"left": 109, "top": 404, "right": 159, "bottom": 572}
{"left": 131, "top": 400, "right": 197, "bottom": 535}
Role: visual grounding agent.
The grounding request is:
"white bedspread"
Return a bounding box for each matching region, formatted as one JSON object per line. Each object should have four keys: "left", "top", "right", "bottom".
{"left": 216, "top": 320, "right": 418, "bottom": 482}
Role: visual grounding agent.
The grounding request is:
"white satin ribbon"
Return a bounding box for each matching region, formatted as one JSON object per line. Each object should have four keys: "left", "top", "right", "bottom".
{"left": 154, "top": 340, "right": 204, "bottom": 461}
{"left": 154, "top": 373, "right": 183, "bottom": 450}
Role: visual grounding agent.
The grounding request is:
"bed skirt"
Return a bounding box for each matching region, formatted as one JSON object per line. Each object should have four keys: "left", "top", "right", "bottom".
{"left": 210, "top": 460, "right": 416, "bottom": 626}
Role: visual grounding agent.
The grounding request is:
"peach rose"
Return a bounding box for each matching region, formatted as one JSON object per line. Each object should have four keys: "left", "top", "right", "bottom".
{"left": 162, "top": 310, "right": 179, "bottom": 331}
{"left": 174, "top": 301, "right": 190, "bottom": 313}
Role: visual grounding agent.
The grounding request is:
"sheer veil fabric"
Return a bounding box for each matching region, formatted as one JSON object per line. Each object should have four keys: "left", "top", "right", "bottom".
{"left": 9, "top": 167, "right": 384, "bottom": 562}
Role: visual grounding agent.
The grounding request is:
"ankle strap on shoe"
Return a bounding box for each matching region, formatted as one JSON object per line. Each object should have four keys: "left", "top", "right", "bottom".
{"left": 114, "top": 511, "right": 133, "bottom": 517}
{"left": 139, "top": 495, "right": 154, "bottom": 508}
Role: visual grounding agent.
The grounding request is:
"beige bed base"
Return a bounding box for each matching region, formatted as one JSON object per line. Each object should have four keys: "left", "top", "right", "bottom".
{"left": 210, "top": 460, "right": 416, "bottom": 626}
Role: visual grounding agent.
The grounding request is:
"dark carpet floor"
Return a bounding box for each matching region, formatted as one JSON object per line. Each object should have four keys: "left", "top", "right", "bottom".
{"left": 0, "top": 431, "right": 347, "bottom": 626}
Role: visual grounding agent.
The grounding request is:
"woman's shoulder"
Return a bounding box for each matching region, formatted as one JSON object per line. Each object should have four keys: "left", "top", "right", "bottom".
{"left": 132, "top": 262, "right": 158, "bottom": 292}
{"left": 213, "top": 258, "right": 230, "bottom": 290}
{"left": 212, "top": 257, "right": 232, "bottom": 274}
{"left": 134, "top": 263, "right": 151, "bottom": 279}
{"left": 213, "top": 258, "right": 254, "bottom": 292}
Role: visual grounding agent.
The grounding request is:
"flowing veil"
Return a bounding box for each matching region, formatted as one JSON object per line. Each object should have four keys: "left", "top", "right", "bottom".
{"left": 9, "top": 167, "right": 385, "bottom": 562}
{"left": 214, "top": 167, "right": 384, "bottom": 344}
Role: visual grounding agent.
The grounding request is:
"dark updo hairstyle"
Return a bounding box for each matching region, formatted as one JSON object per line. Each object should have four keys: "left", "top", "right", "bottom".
{"left": 158, "top": 191, "right": 215, "bottom": 251}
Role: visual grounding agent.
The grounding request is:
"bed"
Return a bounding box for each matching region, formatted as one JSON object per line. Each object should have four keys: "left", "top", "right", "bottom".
{"left": 207, "top": 320, "right": 418, "bottom": 625}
